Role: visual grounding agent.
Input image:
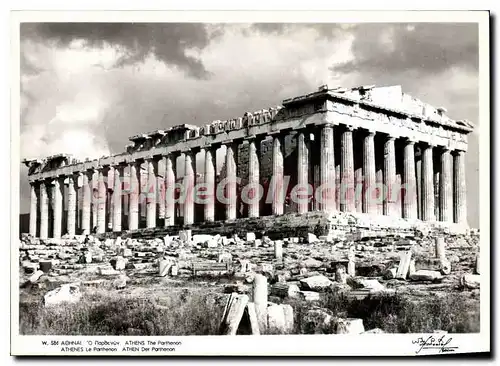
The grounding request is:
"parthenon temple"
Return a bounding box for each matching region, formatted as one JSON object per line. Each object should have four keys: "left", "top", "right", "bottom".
{"left": 23, "top": 85, "right": 473, "bottom": 239}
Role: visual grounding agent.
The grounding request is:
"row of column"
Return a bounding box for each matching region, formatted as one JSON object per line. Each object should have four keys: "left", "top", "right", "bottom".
{"left": 29, "top": 124, "right": 468, "bottom": 239}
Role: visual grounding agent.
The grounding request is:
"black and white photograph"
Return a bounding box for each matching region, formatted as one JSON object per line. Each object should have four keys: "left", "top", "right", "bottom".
{"left": 11, "top": 10, "right": 490, "bottom": 356}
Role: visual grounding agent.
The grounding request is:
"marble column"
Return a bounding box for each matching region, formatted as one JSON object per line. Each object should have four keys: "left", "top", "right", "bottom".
{"left": 272, "top": 135, "right": 285, "bottom": 216}
{"left": 113, "top": 164, "right": 123, "bottom": 232}
{"left": 421, "top": 144, "right": 435, "bottom": 221}
{"left": 362, "top": 130, "right": 376, "bottom": 214}
{"left": 66, "top": 175, "right": 77, "bottom": 236}
{"left": 146, "top": 158, "right": 157, "bottom": 228}
{"left": 81, "top": 171, "right": 92, "bottom": 234}
{"left": 403, "top": 139, "right": 418, "bottom": 219}
{"left": 165, "top": 154, "right": 176, "bottom": 227}
{"left": 96, "top": 168, "right": 107, "bottom": 233}
{"left": 204, "top": 147, "right": 216, "bottom": 222}
{"left": 383, "top": 135, "right": 397, "bottom": 216}
{"left": 320, "top": 124, "right": 335, "bottom": 213}
{"left": 340, "top": 126, "right": 355, "bottom": 212}
{"left": 297, "top": 131, "right": 309, "bottom": 214}
{"left": 91, "top": 169, "right": 98, "bottom": 231}
{"left": 247, "top": 139, "right": 261, "bottom": 218}
{"left": 184, "top": 151, "right": 196, "bottom": 225}
{"left": 128, "top": 161, "right": 140, "bottom": 230}
{"left": 157, "top": 157, "right": 166, "bottom": 220}
{"left": 440, "top": 148, "right": 453, "bottom": 222}
{"left": 453, "top": 150, "right": 467, "bottom": 224}
{"left": 225, "top": 143, "right": 238, "bottom": 220}
{"left": 29, "top": 182, "right": 38, "bottom": 236}
{"left": 51, "top": 178, "right": 63, "bottom": 239}
{"left": 39, "top": 181, "right": 48, "bottom": 239}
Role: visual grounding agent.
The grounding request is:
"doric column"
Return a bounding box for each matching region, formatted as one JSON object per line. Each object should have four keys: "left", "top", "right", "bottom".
{"left": 383, "top": 135, "right": 397, "bottom": 216}
{"left": 91, "top": 169, "right": 98, "bottom": 231}
{"left": 247, "top": 138, "right": 261, "bottom": 218}
{"left": 39, "top": 181, "right": 48, "bottom": 239}
{"left": 403, "top": 139, "right": 418, "bottom": 219}
{"left": 421, "top": 144, "right": 435, "bottom": 221}
{"left": 66, "top": 174, "right": 77, "bottom": 236}
{"left": 272, "top": 134, "right": 285, "bottom": 215}
{"left": 146, "top": 158, "right": 157, "bottom": 228}
{"left": 440, "top": 148, "right": 453, "bottom": 222}
{"left": 184, "top": 151, "right": 196, "bottom": 225}
{"left": 157, "top": 157, "right": 166, "bottom": 221}
{"left": 96, "top": 168, "right": 107, "bottom": 233}
{"left": 51, "top": 178, "right": 63, "bottom": 239}
{"left": 113, "top": 164, "right": 123, "bottom": 232}
{"left": 225, "top": 142, "right": 238, "bottom": 220}
{"left": 165, "top": 154, "right": 176, "bottom": 227}
{"left": 297, "top": 131, "right": 309, "bottom": 214}
{"left": 320, "top": 124, "right": 335, "bottom": 212}
{"left": 81, "top": 171, "right": 92, "bottom": 234}
{"left": 29, "top": 182, "right": 38, "bottom": 236}
{"left": 128, "top": 161, "right": 140, "bottom": 230}
{"left": 453, "top": 150, "right": 467, "bottom": 224}
{"left": 204, "top": 146, "right": 216, "bottom": 222}
{"left": 362, "top": 130, "right": 376, "bottom": 214}
{"left": 340, "top": 126, "right": 355, "bottom": 212}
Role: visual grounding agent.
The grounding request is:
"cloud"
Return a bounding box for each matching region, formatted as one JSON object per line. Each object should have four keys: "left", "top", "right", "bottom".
{"left": 21, "top": 23, "right": 214, "bottom": 78}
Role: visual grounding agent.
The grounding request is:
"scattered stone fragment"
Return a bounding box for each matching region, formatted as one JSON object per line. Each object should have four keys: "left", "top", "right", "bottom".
{"left": 475, "top": 254, "right": 480, "bottom": 274}
{"left": 159, "top": 259, "right": 173, "bottom": 277}
{"left": 270, "top": 283, "right": 300, "bottom": 298}
{"left": 267, "top": 304, "right": 294, "bottom": 334}
{"left": 218, "top": 252, "right": 232, "bottom": 264}
{"left": 362, "top": 328, "right": 385, "bottom": 334}
{"left": 336, "top": 318, "right": 365, "bottom": 334}
{"left": 307, "top": 233, "right": 318, "bottom": 244}
{"left": 396, "top": 250, "right": 412, "bottom": 280}
{"left": 113, "top": 275, "right": 127, "bottom": 289}
{"left": 44, "top": 283, "right": 81, "bottom": 306}
{"left": 246, "top": 232, "right": 256, "bottom": 242}
{"left": 440, "top": 258, "right": 452, "bottom": 275}
{"left": 302, "top": 258, "right": 322, "bottom": 269}
{"left": 110, "top": 256, "right": 127, "bottom": 271}
{"left": 179, "top": 230, "right": 192, "bottom": 243}
{"left": 300, "top": 275, "right": 333, "bottom": 291}
{"left": 460, "top": 274, "right": 480, "bottom": 289}
{"left": 274, "top": 240, "right": 283, "bottom": 261}
{"left": 98, "top": 266, "right": 120, "bottom": 276}
{"left": 28, "top": 270, "right": 45, "bottom": 284}
{"left": 303, "top": 308, "right": 333, "bottom": 333}
{"left": 299, "top": 291, "right": 320, "bottom": 302}
{"left": 170, "top": 264, "right": 178, "bottom": 276}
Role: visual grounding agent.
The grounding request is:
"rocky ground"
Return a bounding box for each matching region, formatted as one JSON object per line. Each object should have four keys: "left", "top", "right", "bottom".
{"left": 18, "top": 229, "right": 481, "bottom": 335}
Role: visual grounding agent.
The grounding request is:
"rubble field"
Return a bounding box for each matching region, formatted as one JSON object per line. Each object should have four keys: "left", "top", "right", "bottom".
{"left": 18, "top": 229, "right": 480, "bottom": 335}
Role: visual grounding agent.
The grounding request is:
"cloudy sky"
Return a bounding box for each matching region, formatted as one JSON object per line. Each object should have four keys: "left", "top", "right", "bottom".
{"left": 19, "top": 22, "right": 480, "bottom": 226}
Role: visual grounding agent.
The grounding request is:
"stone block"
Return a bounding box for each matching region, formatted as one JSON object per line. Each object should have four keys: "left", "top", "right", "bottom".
{"left": 307, "top": 233, "right": 318, "bottom": 244}
{"left": 336, "top": 318, "right": 365, "bottom": 334}
{"left": 39, "top": 261, "right": 53, "bottom": 273}
{"left": 110, "top": 256, "right": 127, "bottom": 271}
{"left": 409, "top": 270, "right": 442, "bottom": 282}
{"left": 28, "top": 270, "right": 45, "bottom": 284}
{"left": 396, "top": 250, "right": 412, "bottom": 279}
{"left": 299, "top": 290, "right": 320, "bottom": 302}
{"left": 246, "top": 232, "right": 256, "bottom": 242}
{"left": 44, "top": 283, "right": 81, "bottom": 306}
{"left": 300, "top": 275, "right": 333, "bottom": 291}
{"left": 460, "top": 274, "right": 480, "bottom": 289}
{"left": 159, "top": 259, "right": 173, "bottom": 277}
{"left": 179, "top": 229, "right": 192, "bottom": 243}
{"left": 270, "top": 283, "right": 300, "bottom": 298}
{"left": 302, "top": 258, "right": 323, "bottom": 269}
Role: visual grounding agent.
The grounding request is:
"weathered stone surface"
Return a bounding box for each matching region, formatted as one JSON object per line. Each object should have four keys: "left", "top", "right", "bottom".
{"left": 98, "top": 266, "right": 120, "bottom": 276}
{"left": 303, "top": 308, "right": 333, "bottom": 333}
{"left": 179, "top": 230, "right": 192, "bottom": 243}
{"left": 440, "top": 258, "right": 452, "bottom": 275}
{"left": 302, "top": 258, "right": 323, "bottom": 269}
{"left": 362, "top": 328, "right": 385, "bottom": 334}
{"left": 475, "top": 254, "right": 480, "bottom": 274}
{"left": 396, "top": 251, "right": 412, "bottom": 279}
{"left": 460, "top": 274, "right": 480, "bottom": 289}
{"left": 28, "top": 270, "right": 44, "bottom": 283}
{"left": 270, "top": 283, "right": 300, "bottom": 298}
{"left": 113, "top": 275, "right": 128, "bottom": 289}
{"left": 300, "top": 275, "right": 333, "bottom": 291}
{"left": 267, "top": 304, "right": 294, "bottom": 334}
{"left": 336, "top": 318, "right": 365, "bottom": 334}
{"left": 307, "top": 233, "right": 318, "bottom": 244}
{"left": 347, "top": 278, "right": 385, "bottom": 292}
{"left": 299, "top": 290, "right": 320, "bottom": 301}
{"left": 44, "top": 283, "right": 81, "bottom": 306}
{"left": 246, "top": 232, "right": 256, "bottom": 242}
{"left": 110, "top": 256, "right": 127, "bottom": 271}
{"left": 409, "top": 270, "right": 442, "bottom": 282}
{"left": 159, "top": 259, "right": 173, "bottom": 277}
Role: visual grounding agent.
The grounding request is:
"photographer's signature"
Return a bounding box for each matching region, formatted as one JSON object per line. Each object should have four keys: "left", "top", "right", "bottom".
{"left": 412, "top": 335, "right": 459, "bottom": 354}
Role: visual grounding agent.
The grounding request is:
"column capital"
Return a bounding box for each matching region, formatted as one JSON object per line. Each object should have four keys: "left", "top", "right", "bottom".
{"left": 405, "top": 137, "right": 417, "bottom": 145}
{"left": 344, "top": 124, "right": 355, "bottom": 132}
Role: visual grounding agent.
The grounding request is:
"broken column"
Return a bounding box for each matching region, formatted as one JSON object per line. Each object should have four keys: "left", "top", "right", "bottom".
{"left": 421, "top": 143, "right": 435, "bottom": 221}
{"left": 29, "top": 182, "right": 38, "bottom": 236}
{"left": 362, "top": 130, "right": 376, "bottom": 214}
{"left": 340, "top": 126, "right": 355, "bottom": 212}
{"left": 297, "top": 131, "right": 309, "bottom": 214}
{"left": 440, "top": 148, "right": 453, "bottom": 222}
{"left": 252, "top": 274, "right": 268, "bottom": 332}
{"left": 274, "top": 240, "right": 283, "bottom": 262}
{"left": 320, "top": 123, "right": 335, "bottom": 213}
{"left": 66, "top": 175, "right": 77, "bottom": 237}
{"left": 272, "top": 135, "right": 284, "bottom": 216}
{"left": 39, "top": 181, "right": 48, "bottom": 239}
{"left": 403, "top": 139, "right": 418, "bottom": 219}
{"left": 146, "top": 157, "right": 157, "bottom": 228}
